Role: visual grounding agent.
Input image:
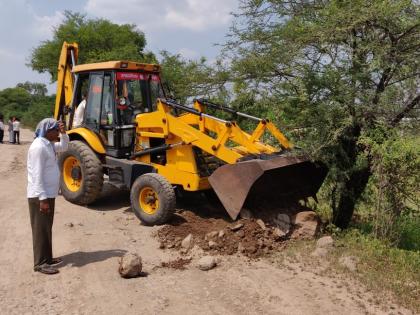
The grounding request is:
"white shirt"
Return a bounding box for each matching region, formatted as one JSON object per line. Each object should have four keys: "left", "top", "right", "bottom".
{"left": 0, "top": 121, "right": 4, "bottom": 131}
{"left": 27, "top": 134, "right": 69, "bottom": 200}
{"left": 73, "top": 99, "right": 86, "bottom": 128}
{"left": 12, "top": 121, "right": 20, "bottom": 131}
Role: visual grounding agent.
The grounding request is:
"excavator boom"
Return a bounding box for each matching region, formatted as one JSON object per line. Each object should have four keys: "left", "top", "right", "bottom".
{"left": 54, "top": 42, "right": 78, "bottom": 122}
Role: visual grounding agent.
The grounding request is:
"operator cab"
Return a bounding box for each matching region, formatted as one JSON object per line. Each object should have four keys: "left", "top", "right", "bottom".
{"left": 70, "top": 63, "right": 165, "bottom": 158}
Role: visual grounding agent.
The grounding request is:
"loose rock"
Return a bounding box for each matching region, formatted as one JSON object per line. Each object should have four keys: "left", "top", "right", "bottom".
{"left": 197, "top": 256, "right": 217, "bottom": 271}
{"left": 208, "top": 241, "right": 218, "bottom": 249}
{"left": 230, "top": 223, "right": 244, "bottom": 231}
{"left": 273, "top": 228, "right": 286, "bottom": 239}
{"left": 181, "top": 234, "right": 193, "bottom": 250}
{"left": 273, "top": 214, "right": 291, "bottom": 233}
{"left": 205, "top": 231, "right": 219, "bottom": 240}
{"left": 256, "top": 219, "right": 266, "bottom": 230}
{"left": 118, "top": 253, "right": 143, "bottom": 278}
{"left": 316, "top": 236, "right": 334, "bottom": 249}
{"left": 218, "top": 230, "right": 225, "bottom": 238}
{"left": 339, "top": 256, "right": 359, "bottom": 272}
{"left": 311, "top": 247, "right": 329, "bottom": 258}
{"left": 291, "top": 211, "right": 320, "bottom": 239}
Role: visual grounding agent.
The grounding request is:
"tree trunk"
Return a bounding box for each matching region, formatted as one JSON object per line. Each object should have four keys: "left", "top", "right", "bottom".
{"left": 333, "top": 166, "right": 371, "bottom": 229}
{"left": 331, "top": 122, "right": 371, "bottom": 229}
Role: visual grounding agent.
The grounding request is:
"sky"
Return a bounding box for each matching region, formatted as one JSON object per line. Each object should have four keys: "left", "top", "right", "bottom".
{"left": 0, "top": 0, "right": 239, "bottom": 93}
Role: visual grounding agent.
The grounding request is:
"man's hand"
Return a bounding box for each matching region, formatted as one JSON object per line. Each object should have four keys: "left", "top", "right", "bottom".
{"left": 40, "top": 200, "right": 50, "bottom": 214}
{"left": 58, "top": 121, "right": 66, "bottom": 134}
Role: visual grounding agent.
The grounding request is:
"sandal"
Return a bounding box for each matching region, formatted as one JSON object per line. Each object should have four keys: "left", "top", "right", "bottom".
{"left": 34, "top": 264, "right": 59, "bottom": 275}
{"left": 49, "top": 257, "right": 63, "bottom": 266}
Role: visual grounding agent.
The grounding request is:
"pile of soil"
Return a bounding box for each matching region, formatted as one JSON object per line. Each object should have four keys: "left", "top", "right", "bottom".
{"left": 157, "top": 210, "right": 288, "bottom": 258}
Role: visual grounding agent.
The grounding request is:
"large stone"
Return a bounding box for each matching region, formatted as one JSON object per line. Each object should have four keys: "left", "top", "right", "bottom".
{"left": 316, "top": 236, "right": 334, "bottom": 249}
{"left": 310, "top": 247, "right": 329, "bottom": 258}
{"left": 273, "top": 227, "right": 286, "bottom": 239}
{"left": 197, "top": 256, "right": 217, "bottom": 271}
{"left": 291, "top": 211, "right": 320, "bottom": 239}
{"left": 181, "top": 234, "right": 193, "bottom": 250}
{"left": 118, "top": 252, "right": 142, "bottom": 278}
{"left": 205, "top": 231, "right": 219, "bottom": 240}
{"left": 273, "top": 214, "right": 291, "bottom": 233}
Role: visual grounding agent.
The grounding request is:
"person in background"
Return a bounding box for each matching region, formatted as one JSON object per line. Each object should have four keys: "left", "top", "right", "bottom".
{"left": 8, "top": 117, "right": 14, "bottom": 143}
{"left": 27, "top": 118, "right": 69, "bottom": 275}
{"left": 13, "top": 117, "right": 20, "bottom": 144}
{"left": 73, "top": 94, "right": 87, "bottom": 128}
{"left": 0, "top": 115, "right": 4, "bottom": 143}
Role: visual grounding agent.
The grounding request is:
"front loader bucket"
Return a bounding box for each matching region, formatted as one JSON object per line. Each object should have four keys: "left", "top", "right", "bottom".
{"left": 208, "top": 155, "right": 328, "bottom": 220}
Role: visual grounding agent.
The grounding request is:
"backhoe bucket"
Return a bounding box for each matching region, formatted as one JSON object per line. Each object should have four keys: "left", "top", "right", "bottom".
{"left": 208, "top": 155, "right": 328, "bottom": 220}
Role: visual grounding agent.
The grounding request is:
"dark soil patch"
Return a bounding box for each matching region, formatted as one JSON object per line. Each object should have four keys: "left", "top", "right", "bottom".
{"left": 160, "top": 258, "right": 192, "bottom": 270}
{"left": 157, "top": 209, "right": 288, "bottom": 258}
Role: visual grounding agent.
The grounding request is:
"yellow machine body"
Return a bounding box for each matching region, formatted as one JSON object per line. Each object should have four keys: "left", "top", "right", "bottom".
{"left": 54, "top": 41, "right": 327, "bottom": 222}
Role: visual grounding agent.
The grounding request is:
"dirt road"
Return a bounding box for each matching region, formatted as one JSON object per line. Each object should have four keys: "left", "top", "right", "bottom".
{"left": 0, "top": 128, "right": 412, "bottom": 315}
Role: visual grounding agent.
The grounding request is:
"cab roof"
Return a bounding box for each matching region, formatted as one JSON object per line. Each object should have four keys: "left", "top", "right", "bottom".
{"left": 73, "top": 61, "right": 160, "bottom": 73}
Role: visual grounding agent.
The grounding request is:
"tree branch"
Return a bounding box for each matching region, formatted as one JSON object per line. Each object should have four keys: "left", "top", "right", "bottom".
{"left": 390, "top": 94, "right": 420, "bottom": 126}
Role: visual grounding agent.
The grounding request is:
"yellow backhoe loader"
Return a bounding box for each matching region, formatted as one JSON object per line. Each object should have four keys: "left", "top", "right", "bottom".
{"left": 54, "top": 42, "right": 327, "bottom": 225}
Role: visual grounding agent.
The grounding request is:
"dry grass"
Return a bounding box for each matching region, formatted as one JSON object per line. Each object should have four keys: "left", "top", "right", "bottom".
{"left": 271, "top": 231, "right": 420, "bottom": 313}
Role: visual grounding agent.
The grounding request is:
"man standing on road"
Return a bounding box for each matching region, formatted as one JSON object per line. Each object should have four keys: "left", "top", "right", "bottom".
{"left": 0, "top": 114, "right": 4, "bottom": 143}
{"left": 8, "top": 117, "right": 14, "bottom": 143}
{"left": 27, "top": 118, "right": 69, "bottom": 275}
{"left": 13, "top": 117, "right": 21, "bottom": 144}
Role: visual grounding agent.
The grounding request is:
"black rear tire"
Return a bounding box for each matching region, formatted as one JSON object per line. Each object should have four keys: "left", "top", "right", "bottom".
{"left": 59, "top": 140, "right": 103, "bottom": 205}
{"left": 130, "top": 173, "right": 175, "bottom": 226}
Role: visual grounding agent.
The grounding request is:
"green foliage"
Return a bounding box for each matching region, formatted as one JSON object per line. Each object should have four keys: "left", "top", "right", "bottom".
{"left": 29, "top": 11, "right": 156, "bottom": 81}
{"left": 357, "top": 130, "right": 419, "bottom": 247}
{"left": 220, "top": 0, "right": 420, "bottom": 228}
{"left": 0, "top": 83, "right": 53, "bottom": 129}
{"left": 159, "top": 51, "right": 230, "bottom": 104}
{"left": 16, "top": 81, "right": 48, "bottom": 96}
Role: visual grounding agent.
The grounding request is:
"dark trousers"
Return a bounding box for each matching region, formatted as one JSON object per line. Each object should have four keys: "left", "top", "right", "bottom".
{"left": 14, "top": 131, "right": 20, "bottom": 144}
{"left": 28, "top": 198, "right": 55, "bottom": 268}
{"left": 0, "top": 130, "right": 3, "bottom": 143}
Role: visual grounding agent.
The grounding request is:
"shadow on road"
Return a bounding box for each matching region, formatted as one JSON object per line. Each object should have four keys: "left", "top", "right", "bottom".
{"left": 87, "top": 183, "right": 131, "bottom": 211}
{"left": 58, "top": 249, "right": 127, "bottom": 268}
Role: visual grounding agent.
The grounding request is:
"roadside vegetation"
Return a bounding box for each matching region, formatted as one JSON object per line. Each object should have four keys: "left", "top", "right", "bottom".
{"left": 276, "top": 232, "right": 420, "bottom": 312}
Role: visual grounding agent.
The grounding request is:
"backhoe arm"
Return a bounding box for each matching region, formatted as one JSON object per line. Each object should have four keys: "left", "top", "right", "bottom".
{"left": 54, "top": 42, "right": 78, "bottom": 121}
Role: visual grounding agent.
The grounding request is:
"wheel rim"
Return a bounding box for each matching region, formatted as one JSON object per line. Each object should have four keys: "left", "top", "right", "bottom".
{"left": 63, "top": 156, "right": 82, "bottom": 192}
{"left": 139, "top": 187, "right": 159, "bottom": 215}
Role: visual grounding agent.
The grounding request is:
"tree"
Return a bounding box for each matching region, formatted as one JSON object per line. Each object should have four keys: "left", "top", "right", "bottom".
{"left": 16, "top": 82, "right": 47, "bottom": 97}
{"left": 29, "top": 11, "right": 156, "bottom": 81}
{"left": 159, "top": 51, "right": 230, "bottom": 104}
{"left": 0, "top": 84, "right": 54, "bottom": 128}
{"left": 223, "top": 0, "right": 419, "bottom": 228}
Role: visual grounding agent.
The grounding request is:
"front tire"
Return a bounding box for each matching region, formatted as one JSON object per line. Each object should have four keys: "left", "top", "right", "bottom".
{"left": 59, "top": 140, "right": 103, "bottom": 204}
{"left": 130, "top": 173, "right": 175, "bottom": 225}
